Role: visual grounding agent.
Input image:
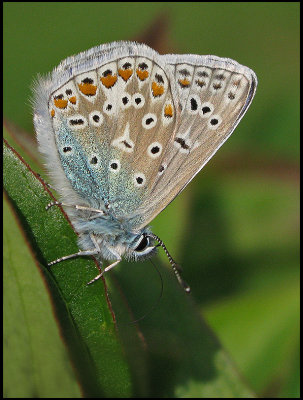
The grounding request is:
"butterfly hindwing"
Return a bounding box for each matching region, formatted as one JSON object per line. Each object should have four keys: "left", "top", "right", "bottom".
{"left": 128, "top": 54, "right": 257, "bottom": 228}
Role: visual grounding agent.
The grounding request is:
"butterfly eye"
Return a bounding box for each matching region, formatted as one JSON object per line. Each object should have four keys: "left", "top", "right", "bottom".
{"left": 134, "top": 235, "right": 150, "bottom": 252}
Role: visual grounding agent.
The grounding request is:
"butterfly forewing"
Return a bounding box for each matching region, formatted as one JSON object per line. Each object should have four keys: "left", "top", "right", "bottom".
{"left": 42, "top": 44, "right": 179, "bottom": 219}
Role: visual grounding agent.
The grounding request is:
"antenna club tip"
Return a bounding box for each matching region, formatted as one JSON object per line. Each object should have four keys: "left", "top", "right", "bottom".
{"left": 184, "top": 286, "right": 191, "bottom": 294}
{"left": 181, "top": 280, "right": 191, "bottom": 293}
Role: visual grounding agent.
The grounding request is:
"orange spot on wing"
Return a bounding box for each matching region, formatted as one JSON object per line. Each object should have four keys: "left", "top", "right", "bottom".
{"left": 54, "top": 98, "right": 68, "bottom": 109}
{"left": 50, "top": 109, "right": 55, "bottom": 117}
{"left": 178, "top": 78, "right": 190, "bottom": 87}
{"left": 152, "top": 82, "right": 164, "bottom": 97}
{"left": 100, "top": 75, "right": 117, "bottom": 88}
{"left": 164, "top": 104, "right": 173, "bottom": 117}
{"left": 78, "top": 83, "right": 97, "bottom": 96}
{"left": 118, "top": 69, "right": 133, "bottom": 81}
{"left": 136, "top": 69, "right": 149, "bottom": 81}
{"left": 69, "top": 96, "right": 77, "bottom": 104}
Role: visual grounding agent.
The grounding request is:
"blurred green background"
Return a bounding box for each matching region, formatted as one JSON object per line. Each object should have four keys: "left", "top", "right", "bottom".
{"left": 4, "top": 2, "right": 299, "bottom": 398}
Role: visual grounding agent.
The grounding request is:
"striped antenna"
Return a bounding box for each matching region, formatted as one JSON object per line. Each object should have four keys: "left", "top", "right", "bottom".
{"left": 148, "top": 233, "right": 191, "bottom": 294}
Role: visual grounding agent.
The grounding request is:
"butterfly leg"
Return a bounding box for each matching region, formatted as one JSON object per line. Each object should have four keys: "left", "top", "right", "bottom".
{"left": 48, "top": 249, "right": 99, "bottom": 266}
{"left": 87, "top": 259, "right": 121, "bottom": 285}
{"left": 48, "top": 233, "right": 101, "bottom": 267}
{"left": 46, "top": 201, "right": 105, "bottom": 215}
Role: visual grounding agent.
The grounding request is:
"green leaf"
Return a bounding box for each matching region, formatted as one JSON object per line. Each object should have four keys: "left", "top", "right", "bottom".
{"left": 3, "top": 194, "right": 81, "bottom": 398}
{"left": 3, "top": 139, "right": 134, "bottom": 397}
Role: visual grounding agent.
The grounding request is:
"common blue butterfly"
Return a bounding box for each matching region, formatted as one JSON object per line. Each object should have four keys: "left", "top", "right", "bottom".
{"left": 33, "top": 41, "right": 257, "bottom": 292}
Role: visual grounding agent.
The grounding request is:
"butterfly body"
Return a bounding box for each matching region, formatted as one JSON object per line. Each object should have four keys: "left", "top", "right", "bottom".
{"left": 33, "top": 41, "right": 257, "bottom": 287}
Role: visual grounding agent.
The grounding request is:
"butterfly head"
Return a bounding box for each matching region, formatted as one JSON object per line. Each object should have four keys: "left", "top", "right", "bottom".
{"left": 75, "top": 216, "right": 157, "bottom": 262}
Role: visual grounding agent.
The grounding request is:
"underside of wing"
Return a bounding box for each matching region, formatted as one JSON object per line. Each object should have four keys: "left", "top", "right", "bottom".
{"left": 128, "top": 54, "right": 257, "bottom": 229}
{"left": 34, "top": 42, "right": 179, "bottom": 222}
{"left": 33, "top": 42, "right": 257, "bottom": 232}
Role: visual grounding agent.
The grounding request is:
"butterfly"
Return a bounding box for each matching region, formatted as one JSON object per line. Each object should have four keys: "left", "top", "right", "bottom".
{"left": 33, "top": 41, "right": 257, "bottom": 293}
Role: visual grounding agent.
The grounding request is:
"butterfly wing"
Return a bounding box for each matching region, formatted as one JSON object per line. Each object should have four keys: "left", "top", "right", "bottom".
{"left": 127, "top": 53, "right": 257, "bottom": 229}
{"left": 34, "top": 42, "right": 257, "bottom": 232}
{"left": 33, "top": 42, "right": 179, "bottom": 221}
{"left": 93, "top": 49, "right": 178, "bottom": 219}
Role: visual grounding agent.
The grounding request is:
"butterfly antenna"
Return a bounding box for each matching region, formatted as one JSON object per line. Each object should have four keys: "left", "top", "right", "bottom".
{"left": 149, "top": 233, "right": 191, "bottom": 294}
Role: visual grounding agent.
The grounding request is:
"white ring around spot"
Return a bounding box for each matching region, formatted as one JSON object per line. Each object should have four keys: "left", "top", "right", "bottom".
{"left": 142, "top": 113, "right": 157, "bottom": 129}
{"left": 133, "top": 172, "right": 146, "bottom": 187}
